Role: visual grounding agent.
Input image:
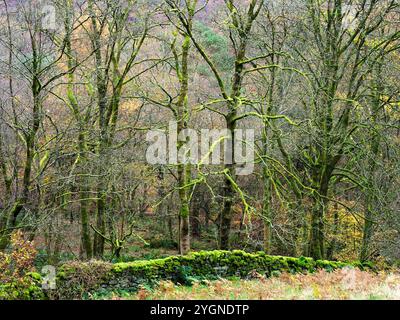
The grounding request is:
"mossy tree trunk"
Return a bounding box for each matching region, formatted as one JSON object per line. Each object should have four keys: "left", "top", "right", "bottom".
{"left": 173, "top": 3, "right": 195, "bottom": 255}
{"left": 63, "top": 2, "right": 93, "bottom": 259}
{"left": 300, "top": 1, "right": 397, "bottom": 260}
{"left": 87, "top": 0, "right": 148, "bottom": 258}
{"left": 219, "top": 0, "right": 263, "bottom": 250}
{"left": 5, "top": 21, "right": 44, "bottom": 235}
{"left": 175, "top": 0, "right": 263, "bottom": 250}
{"left": 262, "top": 161, "right": 272, "bottom": 253}
{"left": 0, "top": 0, "right": 14, "bottom": 249}
{"left": 360, "top": 57, "right": 384, "bottom": 262}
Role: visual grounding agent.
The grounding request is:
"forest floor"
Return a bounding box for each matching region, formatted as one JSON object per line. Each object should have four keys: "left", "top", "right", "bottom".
{"left": 109, "top": 269, "right": 400, "bottom": 300}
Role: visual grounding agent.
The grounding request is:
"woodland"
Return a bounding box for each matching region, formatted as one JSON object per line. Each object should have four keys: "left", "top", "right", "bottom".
{"left": 0, "top": 0, "right": 399, "bottom": 300}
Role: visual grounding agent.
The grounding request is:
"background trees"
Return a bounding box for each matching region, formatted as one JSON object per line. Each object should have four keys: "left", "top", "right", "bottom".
{"left": 0, "top": 0, "right": 399, "bottom": 264}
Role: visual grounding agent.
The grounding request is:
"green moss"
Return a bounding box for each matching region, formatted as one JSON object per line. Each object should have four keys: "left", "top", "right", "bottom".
{"left": 55, "top": 250, "right": 375, "bottom": 299}
{"left": 27, "top": 272, "right": 42, "bottom": 281}
{"left": 0, "top": 251, "right": 377, "bottom": 300}
{"left": 0, "top": 274, "right": 45, "bottom": 300}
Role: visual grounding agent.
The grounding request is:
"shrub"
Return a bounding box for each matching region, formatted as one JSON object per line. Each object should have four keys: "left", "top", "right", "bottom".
{"left": 56, "top": 250, "right": 374, "bottom": 299}
{"left": 0, "top": 230, "right": 44, "bottom": 300}
{"left": 149, "top": 238, "right": 178, "bottom": 250}
{"left": 55, "top": 260, "right": 113, "bottom": 300}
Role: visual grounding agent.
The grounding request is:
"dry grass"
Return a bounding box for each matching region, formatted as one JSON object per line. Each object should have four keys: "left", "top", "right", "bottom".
{"left": 122, "top": 269, "right": 400, "bottom": 300}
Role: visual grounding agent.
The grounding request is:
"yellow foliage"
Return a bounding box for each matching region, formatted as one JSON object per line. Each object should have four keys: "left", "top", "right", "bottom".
{"left": 120, "top": 100, "right": 142, "bottom": 114}
{"left": 326, "top": 202, "right": 363, "bottom": 261}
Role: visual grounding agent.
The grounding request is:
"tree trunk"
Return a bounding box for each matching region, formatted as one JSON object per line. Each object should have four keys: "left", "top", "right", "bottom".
{"left": 309, "top": 173, "right": 331, "bottom": 260}
{"left": 179, "top": 201, "right": 190, "bottom": 255}
{"left": 262, "top": 167, "right": 272, "bottom": 254}
{"left": 219, "top": 126, "right": 235, "bottom": 250}
{"left": 360, "top": 204, "right": 374, "bottom": 262}
{"left": 309, "top": 200, "right": 325, "bottom": 260}
{"left": 93, "top": 187, "right": 106, "bottom": 258}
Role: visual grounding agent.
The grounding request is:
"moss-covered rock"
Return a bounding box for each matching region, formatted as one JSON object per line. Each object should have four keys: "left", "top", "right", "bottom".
{"left": 55, "top": 250, "right": 374, "bottom": 299}
{"left": 54, "top": 260, "right": 113, "bottom": 300}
